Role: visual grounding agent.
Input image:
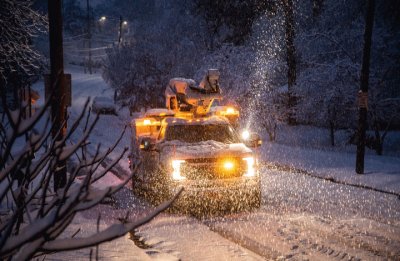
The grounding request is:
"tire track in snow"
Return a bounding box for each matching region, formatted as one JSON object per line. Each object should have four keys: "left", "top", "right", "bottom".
{"left": 97, "top": 142, "right": 400, "bottom": 260}
{"left": 205, "top": 221, "right": 281, "bottom": 259}
{"left": 202, "top": 211, "right": 400, "bottom": 261}
{"left": 199, "top": 166, "right": 400, "bottom": 261}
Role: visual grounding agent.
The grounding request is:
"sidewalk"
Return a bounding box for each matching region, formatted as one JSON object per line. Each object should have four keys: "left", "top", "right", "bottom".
{"left": 45, "top": 212, "right": 152, "bottom": 261}
{"left": 261, "top": 143, "right": 400, "bottom": 195}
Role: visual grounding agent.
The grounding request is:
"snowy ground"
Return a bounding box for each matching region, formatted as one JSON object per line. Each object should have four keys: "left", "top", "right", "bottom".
{"left": 36, "top": 66, "right": 400, "bottom": 260}
{"left": 262, "top": 142, "right": 400, "bottom": 194}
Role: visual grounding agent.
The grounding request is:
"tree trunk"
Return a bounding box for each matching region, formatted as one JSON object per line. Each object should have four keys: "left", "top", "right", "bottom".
{"left": 330, "top": 121, "right": 335, "bottom": 146}
{"left": 374, "top": 129, "right": 383, "bottom": 155}
{"left": 283, "top": 0, "right": 297, "bottom": 125}
{"left": 312, "top": 0, "right": 323, "bottom": 18}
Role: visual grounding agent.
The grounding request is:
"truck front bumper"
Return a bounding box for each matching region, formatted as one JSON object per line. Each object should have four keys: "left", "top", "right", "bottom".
{"left": 168, "top": 176, "right": 261, "bottom": 214}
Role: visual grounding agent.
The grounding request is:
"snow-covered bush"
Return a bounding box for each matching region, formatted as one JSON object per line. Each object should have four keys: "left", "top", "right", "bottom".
{"left": 102, "top": 0, "right": 205, "bottom": 111}
{"left": 100, "top": 0, "right": 399, "bottom": 145}
{"left": 248, "top": 0, "right": 400, "bottom": 146}
{"left": 192, "top": 0, "right": 277, "bottom": 49}
{"left": 0, "top": 94, "right": 181, "bottom": 259}
{"left": 293, "top": 0, "right": 400, "bottom": 147}
{"left": 195, "top": 44, "right": 255, "bottom": 99}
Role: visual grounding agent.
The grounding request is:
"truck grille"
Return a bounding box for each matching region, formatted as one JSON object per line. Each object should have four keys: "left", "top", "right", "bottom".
{"left": 180, "top": 157, "right": 247, "bottom": 180}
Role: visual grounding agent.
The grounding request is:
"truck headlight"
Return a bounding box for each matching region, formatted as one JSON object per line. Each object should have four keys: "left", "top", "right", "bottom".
{"left": 223, "top": 160, "right": 235, "bottom": 170}
{"left": 243, "top": 157, "right": 255, "bottom": 177}
{"left": 172, "top": 160, "right": 186, "bottom": 180}
{"left": 226, "top": 107, "right": 235, "bottom": 114}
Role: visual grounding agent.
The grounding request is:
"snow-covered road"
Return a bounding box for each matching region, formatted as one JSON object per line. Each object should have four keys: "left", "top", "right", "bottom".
{"left": 202, "top": 169, "right": 400, "bottom": 260}
{"left": 42, "top": 66, "right": 399, "bottom": 260}
{"left": 117, "top": 167, "right": 399, "bottom": 260}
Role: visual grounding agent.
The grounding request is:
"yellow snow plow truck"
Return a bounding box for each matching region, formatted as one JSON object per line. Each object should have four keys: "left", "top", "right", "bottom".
{"left": 129, "top": 69, "right": 262, "bottom": 214}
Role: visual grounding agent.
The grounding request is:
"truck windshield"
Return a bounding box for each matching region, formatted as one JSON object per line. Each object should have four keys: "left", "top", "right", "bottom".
{"left": 165, "top": 124, "right": 240, "bottom": 143}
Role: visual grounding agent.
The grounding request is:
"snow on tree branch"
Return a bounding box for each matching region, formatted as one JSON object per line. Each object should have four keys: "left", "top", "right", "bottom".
{"left": 0, "top": 93, "right": 180, "bottom": 260}
{"left": 0, "top": 0, "right": 47, "bottom": 83}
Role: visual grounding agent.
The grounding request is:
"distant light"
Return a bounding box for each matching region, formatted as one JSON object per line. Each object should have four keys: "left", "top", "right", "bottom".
{"left": 99, "top": 16, "right": 106, "bottom": 22}
{"left": 123, "top": 21, "right": 128, "bottom": 25}
{"left": 241, "top": 130, "right": 250, "bottom": 140}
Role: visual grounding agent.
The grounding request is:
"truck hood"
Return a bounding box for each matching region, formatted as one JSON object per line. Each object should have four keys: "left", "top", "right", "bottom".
{"left": 158, "top": 140, "right": 253, "bottom": 161}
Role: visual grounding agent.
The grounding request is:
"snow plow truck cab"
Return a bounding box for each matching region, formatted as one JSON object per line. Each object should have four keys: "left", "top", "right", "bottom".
{"left": 129, "top": 69, "right": 262, "bottom": 213}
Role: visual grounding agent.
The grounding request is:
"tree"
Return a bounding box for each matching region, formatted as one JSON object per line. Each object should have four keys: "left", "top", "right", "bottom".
{"left": 367, "top": 75, "right": 400, "bottom": 155}
{"left": 0, "top": 0, "right": 47, "bottom": 86}
{"left": 312, "top": 0, "right": 324, "bottom": 18}
{"left": 102, "top": 42, "right": 169, "bottom": 111}
{"left": 0, "top": 0, "right": 47, "bottom": 117}
{"left": 102, "top": 1, "right": 205, "bottom": 111}
{"left": 0, "top": 95, "right": 181, "bottom": 259}
{"left": 63, "top": 0, "right": 86, "bottom": 34}
{"left": 192, "top": 0, "right": 276, "bottom": 50}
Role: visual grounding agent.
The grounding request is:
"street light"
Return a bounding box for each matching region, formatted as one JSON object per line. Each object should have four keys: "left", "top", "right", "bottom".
{"left": 98, "top": 15, "right": 129, "bottom": 45}
{"left": 118, "top": 16, "right": 129, "bottom": 44}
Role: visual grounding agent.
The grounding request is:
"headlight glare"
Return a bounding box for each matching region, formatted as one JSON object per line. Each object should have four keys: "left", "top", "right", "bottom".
{"left": 172, "top": 160, "right": 186, "bottom": 180}
{"left": 223, "top": 161, "right": 234, "bottom": 170}
{"left": 226, "top": 107, "right": 235, "bottom": 114}
{"left": 241, "top": 130, "right": 250, "bottom": 140}
{"left": 243, "top": 157, "right": 255, "bottom": 177}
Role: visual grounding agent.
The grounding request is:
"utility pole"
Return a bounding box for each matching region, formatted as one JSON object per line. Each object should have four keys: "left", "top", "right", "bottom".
{"left": 48, "top": 0, "right": 67, "bottom": 189}
{"left": 86, "top": 0, "right": 92, "bottom": 74}
{"left": 356, "top": 0, "right": 375, "bottom": 174}
{"left": 118, "top": 15, "right": 123, "bottom": 45}
{"left": 283, "top": 0, "right": 296, "bottom": 125}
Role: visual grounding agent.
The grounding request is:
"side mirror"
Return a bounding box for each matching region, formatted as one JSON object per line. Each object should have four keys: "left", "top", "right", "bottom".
{"left": 244, "top": 133, "right": 262, "bottom": 148}
{"left": 139, "top": 137, "right": 155, "bottom": 151}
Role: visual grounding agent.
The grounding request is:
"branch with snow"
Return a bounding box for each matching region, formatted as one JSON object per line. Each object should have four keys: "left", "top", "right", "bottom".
{"left": 0, "top": 93, "right": 180, "bottom": 260}
{"left": 0, "top": 0, "right": 47, "bottom": 83}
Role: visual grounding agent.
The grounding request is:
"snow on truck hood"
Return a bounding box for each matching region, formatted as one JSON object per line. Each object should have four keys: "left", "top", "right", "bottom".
{"left": 159, "top": 140, "right": 253, "bottom": 161}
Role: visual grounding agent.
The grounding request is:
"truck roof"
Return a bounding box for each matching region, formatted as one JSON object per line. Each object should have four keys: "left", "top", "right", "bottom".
{"left": 163, "top": 115, "right": 230, "bottom": 126}
{"left": 144, "top": 108, "right": 175, "bottom": 117}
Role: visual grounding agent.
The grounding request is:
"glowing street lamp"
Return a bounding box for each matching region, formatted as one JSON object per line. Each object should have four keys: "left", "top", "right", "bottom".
{"left": 98, "top": 15, "right": 129, "bottom": 44}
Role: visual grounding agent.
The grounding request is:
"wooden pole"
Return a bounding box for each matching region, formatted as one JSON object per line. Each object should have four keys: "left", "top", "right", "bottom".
{"left": 283, "top": 0, "right": 297, "bottom": 125}
{"left": 48, "top": 0, "right": 67, "bottom": 189}
{"left": 356, "top": 0, "right": 375, "bottom": 174}
{"left": 86, "top": 0, "right": 92, "bottom": 74}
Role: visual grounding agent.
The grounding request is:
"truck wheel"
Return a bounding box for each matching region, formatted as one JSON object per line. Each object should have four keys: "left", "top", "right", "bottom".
{"left": 250, "top": 188, "right": 261, "bottom": 209}
{"left": 131, "top": 174, "right": 141, "bottom": 196}
{"left": 131, "top": 176, "right": 136, "bottom": 192}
